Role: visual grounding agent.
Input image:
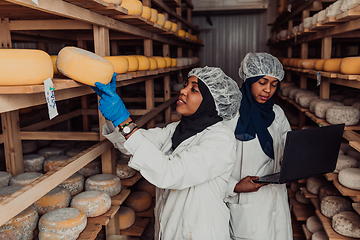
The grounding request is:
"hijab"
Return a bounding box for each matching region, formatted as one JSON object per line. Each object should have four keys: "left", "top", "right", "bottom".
{"left": 171, "top": 79, "right": 222, "bottom": 150}
{"left": 234, "top": 76, "right": 280, "bottom": 159}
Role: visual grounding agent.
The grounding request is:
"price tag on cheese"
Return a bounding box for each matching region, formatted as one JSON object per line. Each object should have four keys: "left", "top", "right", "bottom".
{"left": 31, "top": 0, "right": 39, "bottom": 5}
{"left": 316, "top": 72, "right": 321, "bottom": 86}
{"left": 44, "top": 78, "right": 58, "bottom": 120}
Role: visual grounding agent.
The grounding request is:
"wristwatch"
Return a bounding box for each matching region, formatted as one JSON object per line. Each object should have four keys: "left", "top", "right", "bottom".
{"left": 119, "top": 122, "right": 138, "bottom": 136}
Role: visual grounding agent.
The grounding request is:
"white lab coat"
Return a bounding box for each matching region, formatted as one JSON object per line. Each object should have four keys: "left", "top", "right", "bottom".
{"left": 103, "top": 120, "right": 237, "bottom": 240}
{"left": 224, "top": 104, "right": 293, "bottom": 240}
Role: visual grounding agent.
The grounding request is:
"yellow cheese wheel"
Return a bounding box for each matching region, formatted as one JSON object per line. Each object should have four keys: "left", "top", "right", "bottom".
{"left": 134, "top": 55, "right": 151, "bottom": 71}
{"left": 104, "top": 56, "right": 129, "bottom": 74}
{"left": 185, "top": 32, "right": 190, "bottom": 39}
{"left": 118, "top": 206, "right": 136, "bottom": 230}
{"left": 56, "top": 46, "right": 113, "bottom": 86}
{"left": 281, "top": 58, "right": 290, "bottom": 66}
{"left": 23, "top": 154, "right": 45, "bottom": 172}
{"left": 77, "top": 158, "right": 102, "bottom": 177}
{"left": 43, "top": 155, "right": 71, "bottom": 172}
{"left": 58, "top": 173, "right": 84, "bottom": 196}
{"left": 71, "top": 190, "right": 111, "bottom": 217}
{"left": 9, "top": 172, "right": 43, "bottom": 186}
{"left": 296, "top": 59, "right": 304, "bottom": 68}
{"left": 171, "top": 22, "right": 177, "bottom": 33}
{"left": 323, "top": 58, "right": 343, "bottom": 72}
{"left": 124, "top": 191, "right": 152, "bottom": 212}
{"left": 150, "top": 56, "right": 166, "bottom": 68}
{"left": 178, "top": 29, "right": 186, "bottom": 37}
{"left": 121, "top": 0, "right": 143, "bottom": 15}
{"left": 85, "top": 173, "right": 121, "bottom": 197}
{"left": 149, "top": 8, "right": 158, "bottom": 23}
{"left": 157, "top": 13, "right": 166, "bottom": 27}
{"left": 171, "top": 58, "right": 177, "bottom": 67}
{"left": 136, "top": 179, "right": 155, "bottom": 197}
{"left": 34, "top": 186, "right": 71, "bottom": 215}
{"left": 148, "top": 57, "right": 158, "bottom": 70}
{"left": 103, "top": 0, "right": 122, "bottom": 4}
{"left": 164, "top": 57, "right": 172, "bottom": 68}
{"left": 315, "top": 59, "right": 326, "bottom": 71}
{"left": 288, "top": 58, "right": 297, "bottom": 67}
{"left": 302, "top": 59, "right": 318, "bottom": 69}
{"left": 124, "top": 56, "right": 139, "bottom": 72}
{"left": 141, "top": 6, "right": 151, "bottom": 20}
{"left": 51, "top": 55, "right": 59, "bottom": 75}
{"left": 340, "top": 57, "right": 360, "bottom": 75}
{"left": 0, "top": 49, "right": 53, "bottom": 86}
{"left": 164, "top": 20, "right": 172, "bottom": 31}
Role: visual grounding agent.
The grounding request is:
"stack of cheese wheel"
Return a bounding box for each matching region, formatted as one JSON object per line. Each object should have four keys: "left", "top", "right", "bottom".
{"left": 302, "top": 59, "right": 318, "bottom": 69}
{"left": 58, "top": 173, "right": 84, "bottom": 196}
{"left": 0, "top": 205, "right": 38, "bottom": 240}
{"left": 136, "top": 179, "right": 156, "bottom": 197}
{"left": 44, "top": 155, "right": 71, "bottom": 172}
{"left": 315, "top": 59, "right": 326, "bottom": 71}
{"left": 149, "top": 8, "right": 158, "bottom": 23}
{"left": 104, "top": 56, "right": 129, "bottom": 74}
{"left": 120, "top": 0, "right": 143, "bottom": 15}
{"left": 85, "top": 173, "right": 121, "bottom": 197}
{"left": 323, "top": 58, "right": 343, "bottom": 72}
{"left": 334, "top": 154, "right": 358, "bottom": 173}
{"left": 71, "top": 190, "right": 111, "bottom": 217}
{"left": 150, "top": 56, "right": 166, "bottom": 69}
{"left": 124, "top": 55, "right": 139, "bottom": 72}
{"left": 326, "top": 106, "right": 360, "bottom": 125}
{"left": 118, "top": 206, "right": 136, "bottom": 230}
{"left": 77, "top": 158, "right": 102, "bottom": 177}
{"left": 306, "top": 176, "right": 328, "bottom": 195}
{"left": 338, "top": 167, "right": 360, "bottom": 190}
{"left": 141, "top": 6, "right": 151, "bottom": 20}
{"left": 38, "top": 146, "right": 65, "bottom": 159}
{"left": 23, "top": 154, "right": 45, "bottom": 172}
{"left": 124, "top": 191, "right": 152, "bottom": 212}
{"left": 22, "top": 140, "right": 38, "bottom": 154}
{"left": 314, "top": 99, "right": 344, "bottom": 118}
{"left": 0, "top": 185, "right": 24, "bottom": 201}
{"left": 38, "top": 207, "right": 87, "bottom": 240}
{"left": 320, "top": 196, "right": 352, "bottom": 218}
{"left": 134, "top": 55, "right": 151, "bottom": 71}
{"left": 34, "top": 186, "right": 71, "bottom": 215}
{"left": 157, "top": 13, "right": 166, "bottom": 27}
{"left": 56, "top": 46, "right": 114, "bottom": 86}
{"left": 171, "top": 22, "right": 177, "bottom": 33}
{"left": 116, "top": 155, "right": 137, "bottom": 179}
{"left": 0, "top": 49, "right": 53, "bottom": 85}
{"left": 332, "top": 211, "right": 360, "bottom": 238}
{"left": 309, "top": 98, "right": 323, "bottom": 113}
{"left": 340, "top": 57, "right": 360, "bottom": 75}
{"left": 0, "top": 171, "right": 12, "bottom": 187}
{"left": 9, "top": 172, "right": 43, "bottom": 186}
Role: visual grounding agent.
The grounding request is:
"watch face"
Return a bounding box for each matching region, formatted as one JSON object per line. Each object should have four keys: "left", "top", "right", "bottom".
{"left": 123, "top": 126, "right": 131, "bottom": 134}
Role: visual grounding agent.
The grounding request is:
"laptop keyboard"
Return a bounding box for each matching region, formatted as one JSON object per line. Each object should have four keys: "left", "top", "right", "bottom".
{"left": 259, "top": 173, "right": 281, "bottom": 182}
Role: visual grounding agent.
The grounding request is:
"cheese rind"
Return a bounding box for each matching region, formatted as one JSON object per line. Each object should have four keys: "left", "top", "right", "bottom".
{"left": 156, "top": 13, "right": 166, "bottom": 27}
{"left": 306, "top": 176, "right": 328, "bottom": 195}
{"left": 340, "top": 57, "right": 360, "bottom": 75}
{"left": 43, "top": 155, "right": 71, "bottom": 172}
{"left": 118, "top": 206, "right": 136, "bottom": 230}
{"left": 320, "top": 196, "right": 352, "bottom": 218}
{"left": 149, "top": 8, "right": 158, "bottom": 22}
{"left": 58, "top": 173, "right": 84, "bottom": 196}
{"left": 124, "top": 191, "right": 152, "bottom": 212}
{"left": 306, "top": 216, "right": 323, "bottom": 233}
{"left": 335, "top": 155, "right": 358, "bottom": 173}
{"left": 136, "top": 179, "right": 156, "bottom": 197}
{"left": 295, "top": 190, "right": 311, "bottom": 204}
{"left": 85, "top": 174, "right": 121, "bottom": 197}
{"left": 38, "top": 147, "right": 65, "bottom": 158}
{"left": 0, "top": 185, "right": 24, "bottom": 201}
{"left": 323, "top": 58, "right": 343, "bottom": 72}
{"left": 23, "top": 154, "right": 45, "bottom": 172}
{"left": 120, "top": 0, "right": 143, "bottom": 15}
{"left": 338, "top": 168, "right": 360, "bottom": 190}
{"left": 141, "top": 6, "right": 151, "bottom": 19}
{"left": 104, "top": 56, "right": 129, "bottom": 74}
{"left": 9, "top": 172, "right": 43, "bottom": 186}
{"left": 134, "top": 55, "right": 151, "bottom": 71}
{"left": 34, "top": 187, "right": 71, "bottom": 215}
{"left": 332, "top": 211, "right": 360, "bottom": 238}
{"left": 77, "top": 158, "right": 102, "bottom": 177}
{"left": 124, "top": 56, "right": 139, "bottom": 72}
{"left": 0, "top": 171, "right": 12, "bottom": 187}
{"left": 116, "top": 158, "right": 137, "bottom": 179}
{"left": 311, "top": 231, "right": 328, "bottom": 240}
{"left": 315, "top": 59, "right": 326, "bottom": 71}
{"left": 150, "top": 57, "right": 166, "bottom": 69}
{"left": 71, "top": 190, "right": 111, "bottom": 217}
{"left": 326, "top": 106, "right": 360, "bottom": 126}
{"left": 314, "top": 100, "right": 344, "bottom": 119}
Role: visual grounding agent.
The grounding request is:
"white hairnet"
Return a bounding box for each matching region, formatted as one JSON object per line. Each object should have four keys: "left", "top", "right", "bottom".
{"left": 239, "top": 52, "right": 285, "bottom": 81}
{"left": 188, "top": 66, "right": 242, "bottom": 120}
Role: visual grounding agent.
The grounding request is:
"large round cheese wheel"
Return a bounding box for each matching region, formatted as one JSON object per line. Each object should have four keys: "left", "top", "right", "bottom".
{"left": 302, "top": 59, "right": 318, "bottom": 69}
{"left": 22, "top": 140, "right": 38, "bottom": 154}
{"left": 156, "top": 13, "right": 166, "bottom": 27}
{"left": 306, "top": 216, "right": 323, "bottom": 233}
{"left": 303, "top": 17, "right": 313, "bottom": 28}
{"left": 164, "top": 57, "right": 172, "bottom": 68}
{"left": 314, "top": 100, "right": 344, "bottom": 119}
{"left": 309, "top": 99, "right": 323, "bottom": 113}
{"left": 323, "top": 58, "right": 343, "bottom": 72}
{"left": 296, "top": 59, "right": 304, "bottom": 68}
{"left": 103, "top": 0, "right": 122, "bottom": 3}
{"left": 77, "top": 158, "right": 102, "bottom": 177}
{"left": 315, "top": 59, "right": 326, "bottom": 71}
{"left": 338, "top": 168, "right": 360, "bottom": 190}
{"left": 147, "top": 57, "right": 158, "bottom": 70}
{"left": 176, "top": 58, "right": 184, "bottom": 67}
{"left": 116, "top": 159, "right": 137, "bottom": 179}
{"left": 0, "top": 185, "right": 24, "bottom": 201}
{"left": 134, "top": 55, "right": 151, "bottom": 71}
{"left": 332, "top": 211, "right": 360, "bottom": 238}
{"left": 103, "top": 56, "right": 129, "bottom": 74}
{"left": 9, "top": 172, "right": 43, "bottom": 186}
{"left": 58, "top": 173, "right": 84, "bottom": 196}
{"left": 347, "top": 149, "right": 360, "bottom": 161}
{"left": 65, "top": 147, "right": 86, "bottom": 157}
{"left": 164, "top": 20, "right": 172, "bottom": 31}
{"left": 290, "top": 181, "right": 301, "bottom": 192}
{"left": 178, "top": 30, "right": 186, "bottom": 37}
{"left": 136, "top": 179, "right": 155, "bottom": 197}
{"left": 281, "top": 86, "right": 298, "bottom": 97}
{"left": 171, "top": 58, "right": 177, "bottom": 67}
{"left": 38, "top": 207, "right": 87, "bottom": 240}
{"left": 51, "top": 55, "right": 59, "bottom": 75}
{"left": 306, "top": 176, "right": 328, "bottom": 195}
{"left": 299, "top": 95, "right": 320, "bottom": 108}
{"left": 23, "top": 154, "right": 45, "bottom": 172}
{"left": 335, "top": 155, "right": 358, "bottom": 173}
{"left": 38, "top": 147, "right": 65, "bottom": 158}
{"left": 320, "top": 196, "right": 352, "bottom": 218}
{"left": 34, "top": 186, "right": 71, "bottom": 215}
{"left": 0, "top": 171, "right": 12, "bottom": 187}
{"left": 150, "top": 57, "right": 166, "bottom": 68}
{"left": 149, "top": 8, "right": 158, "bottom": 23}
{"left": 295, "top": 90, "right": 317, "bottom": 103}
{"left": 331, "top": 94, "right": 347, "bottom": 102}
{"left": 85, "top": 174, "right": 121, "bottom": 197}
{"left": 311, "top": 231, "right": 328, "bottom": 240}
{"left": 124, "top": 191, "right": 152, "bottom": 212}
{"left": 124, "top": 56, "right": 139, "bottom": 72}
{"left": 171, "top": 22, "right": 177, "bottom": 33}
{"left": 118, "top": 206, "right": 136, "bottom": 230}
{"left": 71, "top": 190, "right": 111, "bottom": 217}
{"left": 318, "top": 184, "right": 341, "bottom": 201}
{"left": 317, "top": 9, "right": 326, "bottom": 23}
{"left": 141, "top": 6, "right": 151, "bottom": 20}
{"left": 120, "top": 0, "right": 143, "bottom": 15}
{"left": 289, "top": 88, "right": 304, "bottom": 100}
{"left": 295, "top": 190, "right": 311, "bottom": 204}
{"left": 0, "top": 49, "right": 53, "bottom": 85}
{"left": 56, "top": 46, "right": 113, "bottom": 86}
{"left": 340, "top": 57, "right": 360, "bottom": 75}
{"left": 326, "top": 106, "right": 360, "bottom": 126}
{"left": 43, "top": 155, "right": 71, "bottom": 172}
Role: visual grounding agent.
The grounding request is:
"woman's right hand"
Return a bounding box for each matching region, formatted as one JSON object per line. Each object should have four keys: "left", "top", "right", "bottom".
{"left": 234, "top": 176, "right": 267, "bottom": 193}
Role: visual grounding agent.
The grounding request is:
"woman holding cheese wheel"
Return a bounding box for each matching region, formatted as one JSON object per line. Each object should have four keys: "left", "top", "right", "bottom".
{"left": 92, "top": 66, "right": 242, "bottom": 240}
{"left": 224, "top": 52, "right": 293, "bottom": 240}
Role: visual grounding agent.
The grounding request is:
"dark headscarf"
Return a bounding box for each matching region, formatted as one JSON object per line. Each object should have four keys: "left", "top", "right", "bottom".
{"left": 171, "top": 79, "right": 222, "bottom": 150}
{"left": 234, "top": 76, "right": 280, "bottom": 159}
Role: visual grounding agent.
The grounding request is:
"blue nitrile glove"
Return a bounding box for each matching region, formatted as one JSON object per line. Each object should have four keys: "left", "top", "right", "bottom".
{"left": 91, "top": 73, "right": 130, "bottom": 127}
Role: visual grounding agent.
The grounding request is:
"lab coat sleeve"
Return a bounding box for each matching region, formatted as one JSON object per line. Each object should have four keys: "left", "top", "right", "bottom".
{"left": 125, "top": 127, "right": 236, "bottom": 190}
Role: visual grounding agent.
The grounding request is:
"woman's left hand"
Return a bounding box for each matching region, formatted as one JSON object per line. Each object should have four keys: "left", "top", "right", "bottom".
{"left": 234, "top": 176, "right": 267, "bottom": 193}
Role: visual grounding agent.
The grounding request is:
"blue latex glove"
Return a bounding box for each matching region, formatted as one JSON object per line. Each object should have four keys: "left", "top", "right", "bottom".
{"left": 91, "top": 73, "right": 130, "bottom": 127}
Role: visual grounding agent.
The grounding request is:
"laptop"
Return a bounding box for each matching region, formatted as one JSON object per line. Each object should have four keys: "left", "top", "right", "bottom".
{"left": 254, "top": 123, "right": 345, "bottom": 184}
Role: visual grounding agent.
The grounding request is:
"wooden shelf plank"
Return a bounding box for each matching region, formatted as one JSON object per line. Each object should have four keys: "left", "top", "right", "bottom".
{"left": 302, "top": 224, "right": 312, "bottom": 240}
{"left": 336, "top": 5, "right": 360, "bottom": 22}
{"left": 325, "top": 172, "right": 338, "bottom": 181}
{"left": 311, "top": 197, "right": 320, "bottom": 211}
{"left": 120, "top": 218, "right": 150, "bottom": 236}
{"left": 88, "top": 205, "right": 120, "bottom": 226}
{"left": 290, "top": 198, "right": 315, "bottom": 221}
{"left": 301, "top": 187, "right": 317, "bottom": 199}
{"left": 121, "top": 172, "right": 142, "bottom": 187}
{"left": 352, "top": 202, "right": 360, "bottom": 215}
{"left": 111, "top": 188, "right": 131, "bottom": 206}
{"left": 78, "top": 221, "right": 103, "bottom": 240}
{"left": 333, "top": 178, "right": 360, "bottom": 202}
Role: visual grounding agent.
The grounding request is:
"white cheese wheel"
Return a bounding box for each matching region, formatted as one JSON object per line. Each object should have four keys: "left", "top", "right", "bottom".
{"left": 323, "top": 58, "right": 343, "bottom": 72}
{"left": 150, "top": 56, "right": 166, "bottom": 68}
{"left": 34, "top": 187, "right": 71, "bottom": 215}
{"left": 340, "top": 57, "right": 360, "bottom": 75}
{"left": 295, "top": 190, "right": 311, "bottom": 204}
{"left": 0, "top": 49, "right": 53, "bottom": 85}
{"left": 141, "top": 6, "right": 151, "bottom": 20}
{"left": 312, "top": 13, "right": 318, "bottom": 25}
{"left": 44, "top": 155, "right": 71, "bottom": 172}
{"left": 326, "top": 1, "right": 343, "bottom": 17}
{"left": 77, "top": 158, "right": 102, "bottom": 177}
{"left": 326, "top": 106, "right": 360, "bottom": 126}
{"left": 281, "top": 86, "right": 298, "bottom": 97}
{"left": 58, "top": 173, "right": 84, "bottom": 196}
{"left": 304, "top": 17, "right": 313, "bottom": 28}
{"left": 290, "top": 181, "right": 301, "bottom": 192}
{"left": 347, "top": 149, "right": 360, "bottom": 161}
{"left": 136, "top": 179, "right": 155, "bottom": 197}
{"left": 317, "top": 10, "right": 326, "bottom": 22}
{"left": 156, "top": 13, "right": 166, "bottom": 27}
{"left": 65, "top": 147, "right": 86, "bottom": 157}
{"left": 295, "top": 90, "right": 317, "bottom": 104}
{"left": 22, "top": 140, "right": 38, "bottom": 154}
{"left": 38, "top": 207, "right": 87, "bottom": 240}
{"left": 331, "top": 94, "right": 346, "bottom": 102}
{"left": 134, "top": 55, "right": 151, "bottom": 71}
{"left": 315, "top": 59, "right": 326, "bottom": 71}
{"left": 120, "top": 0, "right": 143, "bottom": 15}
{"left": 320, "top": 196, "right": 352, "bottom": 218}
{"left": 116, "top": 159, "right": 137, "bottom": 179}
{"left": 23, "top": 154, "right": 45, "bottom": 172}
{"left": 311, "top": 230, "right": 328, "bottom": 240}
{"left": 332, "top": 211, "right": 360, "bottom": 238}
{"left": 338, "top": 167, "right": 360, "bottom": 190}
{"left": 124, "top": 56, "right": 139, "bottom": 72}
{"left": 38, "top": 147, "right": 65, "bottom": 158}
{"left": 71, "top": 190, "right": 111, "bottom": 217}
{"left": 124, "top": 191, "right": 152, "bottom": 212}
{"left": 176, "top": 58, "right": 184, "bottom": 67}
{"left": 103, "top": 56, "right": 129, "bottom": 74}
{"left": 171, "top": 22, "right": 177, "bottom": 33}
{"left": 85, "top": 174, "right": 121, "bottom": 197}
{"left": 306, "top": 176, "right": 328, "bottom": 195}
{"left": 306, "top": 216, "right": 323, "bottom": 233}
{"left": 9, "top": 172, "right": 43, "bottom": 186}
{"left": 56, "top": 46, "right": 114, "bottom": 86}
{"left": 164, "top": 20, "right": 172, "bottom": 31}
{"left": 0, "top": 185, "right": 24, "bottom": 201}
{"left": 318, "top": 184, "right": 341, "bottom": 201}
{"left": 0, "top": 171, "right": 12, "bottom": 187}
{"left": 149, "top": 8, "right": 158, "bottom": 23}
{"left": 299, "top": 95, "right": 320, "bottom": 108}
{"left": 289, "top": 88, "right": 305, "bottom": 100}
{"left": 118, "top": 206, "right": 136, "bottom": 230}
{"left": 352, "top": 102, "right": 360, "bottom": 110}
{"left": 314, "top": 100, "right": 344, "bottom": 118}
{"left": 341, "top": 0, "right": 360, "bottom": 12}
{"left": 335, "top": 155, "right": 358, "bottom": 173}
{"left": 343, "top": 98, "right": 360, "bottom": 106}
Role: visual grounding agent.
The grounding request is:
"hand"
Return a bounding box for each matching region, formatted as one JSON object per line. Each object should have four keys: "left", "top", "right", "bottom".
{"left": 91, "top": 73, "right": 130, "bottom": 126}
{"left": 234, "top": 176, "right": 267, "bottom": 193}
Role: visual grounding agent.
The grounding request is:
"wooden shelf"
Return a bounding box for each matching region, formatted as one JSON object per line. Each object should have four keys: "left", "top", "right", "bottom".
{"left": 78, "top": 221, "right": 103, "bottom": 240}
{"left": 111, "top": 188, "right": 131, "bottom": 206}
{"left": 88, "top": 205, "right": 121, "bottom": 226}
{"left": 301, "top": 187, "right": 317, "bottom": 199}
{"left": 121, "top": 172, "right": 143, "bottom": 187}
{"left": 120, "top": 218, "right": 150, "bottom": 236}
{"left": 352, "top": 202, "right": 360, "bottom": 215}
{"left": 333, "top": 178, "right": 360, "bottom": 202}
{"left": 302, "top": 224, "right": 312, "bottom": 240}
{"left": 325, "top": 173, "right": 338, "bottom": 181}
{"left": 290, "top": 197, "right": 315, "bottom": 221}
{"left": 310, "top": 197, "right": 320, "bottom": 211}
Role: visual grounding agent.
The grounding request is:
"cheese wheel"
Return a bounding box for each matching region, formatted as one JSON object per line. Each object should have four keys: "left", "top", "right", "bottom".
{"left": 303, "top": 17, "right": 313, "bottom": 29}
{"left": 290, "top": 181, "right": 301, "bottom": 192}
{"left": 120, "top": 0, "right": 143, "bottom": 16}
{"left": 71, "top": 190, "right": 111, "bottom": 217}
{"left": 178, "top": 30, "right": 186, "bottom": 37}
{"left": 35, "top": 187, "right": 71, "bottom": 215}
{"left": 338, "top": 168, "right": 360, "bottom": 190}
{"left": 148, "top": 57, "right": 158, "bottom": 70}
{"left": 103, "top": 0, "right": 122, "bottom": 4}
{"left": 0, "top": 171, "right": 12, "bottom": 187}
{"left": 150, "top": 57, "right": 166, "bottom": 68}
{"left": 51, "top": 55, "right": 59, "bottom": 75}
{"left": 136, "top": 179, "right": 155, "bottom": 197}
{"left": 0, "top": 49, "right": 53, "bottom": 85}
{"left": 309, "top": 98, "right": 323, "bottom": 113}
{"left": 347, "top": 149, "right": 360, "bottom": 161}
{"left": 116, "top": 159, "right": 137, "bottom": 179}
{"left": 341, "top": 143, "right": 352, "bottom": 155}
{"left": 56, "top": 46, "right": 114, "bottom": 86}
{"left": 317, "top": 9, "right": 326, "bottom": 23}
{"left": 332, "top": 211, "right": 360, "bottom": 238}
{"left": 38, "top": 147, "right": 65, "bottom": 158}
{"left": 124, "top": 56, "right": 139, "bottom": 72}
{"left": 176, "top": 58, "right": 184, "bottom": 67}
{"left": 306, "top": 176, "right": 328, "bottom": 195}
{"left": 295, "top": 90, "right": 317, "bottom": 103}
{"left": 340, "top": 57, "right": 360, "bottom": 75}
{"left": 335, "top": 155, "right": 358, "bottom": 173}
{"left": 326, "top": 106, "right": 360, "bottom": 126}
{"left": 141, "top": 6, "right": 151, "bottom": 20}
{"left": 22, "top": 140, "right": 38, "bottom": 154}
{"left": 295, "top": 190, "right": 311, "bottom": 204}
{"left": 320, "top": 196, "right": 352, "bottom": 218}
{"left": 331, "top": 94, "right": 346, "bottom": 102}
{"left": 23, "top": 154, "right": 45, "bottom": 172}
{"left": 38, "top": 207, "right": 87, "bottom": 240}
{"left": 58, "top": 173, "right": 84, "bottom": 196}
{"left": 299, "top": 95, "right": 320, "bottom": 108}
{"left": 44, "top": 155, "right": 71, "bottom": 172}
{"left": 9, "top": 172, "right": 43, "bottom": 186}
{"left": 171, "top": 58, "right": 177, "bottom": 67}
{"left": 157, "top": 13, "right": 166, "bottom": 27}
{"left": 289, "top": 88, "right": 305, "bottom": 100}
{"left": 134, "top": 55, "right": 151, "bottom": 71}
{"left": 296, "top": 59, "right": 304, "bottom": 68}
{"left": 103, "top": 56, "right": 129, "bottom": 74}
{"left": 281, "top": 86, "right": 298, "bottom": 97}
{"left": 50, "top": 140, "right": 76, "bottom": 150}
{"left": 118, "top": 206, "right": 136, "bottom": 230}
{"left": 318, "top": 184, "right": 341, "bottom": 201}
{"left": 0, "top": 185, "right": 24, "bottom": 201}
{"left": 149, "top": 8, "right": 158, "bottom": 23}
{"left": 164, "top": 20, "right": 172, "bottom": 31}
{"left": 314, "top": 100, "right": 344, "bottom": 119}
{"left": 65, "top": 147, "right": 86, "bottom": 157}
{"left": 302, "top": 59, "right": 318, "bottom": 69}
{"left": 343, "top": 98, "right": 360, "bottom": 106}
{"left": 311, "top": 231, "right": 328, "bottom": 240}
{"left": 323, "top": 58, "right": 343, "bottom": 72}
{"left": 171, "top": 22, "right": 177, "bottom": 33}
{"left": 85, "top": 174, "right": 121, "bottom": 197}
{"left": 164, "top": 57, "right": 172, "bottom": 68}
{"left": 77, "top": 158, "right": 102, "bottom": 177}
{"left": 306, "top": 216, "right": 323, "bottom": 233}
{"left": 314, "top": 59, "right": 326, "bottom": 71}
{"left": 124, "top": 191, "right": 152, "bottom": 212}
